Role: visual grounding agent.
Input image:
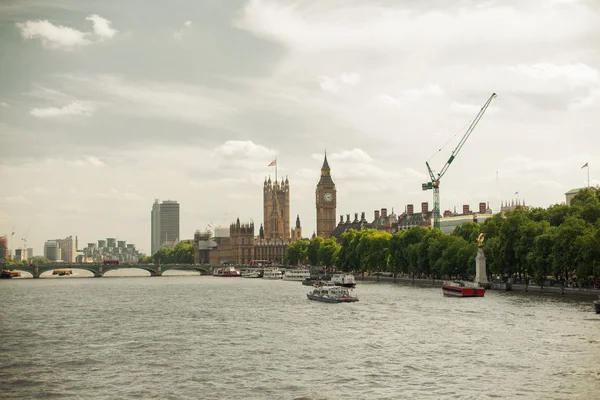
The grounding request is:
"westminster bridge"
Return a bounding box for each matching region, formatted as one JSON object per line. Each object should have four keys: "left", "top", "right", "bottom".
{"left": 11, "top": 263, "right": 217, "bottom": 278}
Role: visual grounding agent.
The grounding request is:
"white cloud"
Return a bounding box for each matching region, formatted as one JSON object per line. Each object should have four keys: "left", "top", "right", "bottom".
{"left": 16, "top": 19, "right": 91, "bottom": 49}
{"left": 318, "top": 73, "right": 361, "bottom": 93}
{"left": 379, "top": 84, "right": 444, "bottom": 107}
{"left": 86, "top": 14, "right": 118, "bottom": 40}
{"left": 30, "top": 101, "right": 93, "bottom": 118}
{"left": 174, "top": 20, "right": 193, "bottom": 41}
{"left": 327, "top": 149, "right": 372, "bottom": 163}
{"left": 2, "top": 195, "right": 32, "bottom": 204}
{"left": 16, "top": 15, "right": 117, "bottom": 50}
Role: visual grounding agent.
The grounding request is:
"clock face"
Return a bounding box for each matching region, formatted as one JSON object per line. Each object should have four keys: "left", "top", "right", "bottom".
{"left": 323, "top": 192, "right": 333, "bottom": 202}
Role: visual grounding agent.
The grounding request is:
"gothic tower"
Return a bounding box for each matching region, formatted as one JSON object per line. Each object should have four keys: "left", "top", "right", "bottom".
{"left": 263, "top": 176, "right": 290, "bottom": 239}
{"left": 316, "top": 153, "right": 336, "bottom": 239}
{"left": 291, "top": 215, "right": 302, "bottom": 241}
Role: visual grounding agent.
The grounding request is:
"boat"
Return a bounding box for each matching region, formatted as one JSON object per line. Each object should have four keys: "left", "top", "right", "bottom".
{"left": 594, "top": 296, "right": 600, "bottom": 314}
{"left": 213, "top": 267, "right": 241, "bottom": 277}
{"left": 331, "top": 273, "right": 356, "bottom": 288}
{"left": 283, "top": 269, "right": 311, "bottom": 281}
{"left": 53, "top": 269, "right": 73, "bottom": 276}
{"left": 442, "top": 280, "right": 485, "bottom": 297}
{"left": 1, "top": 269, "right": 21, "bottom": 278}
{"left": 307, "top": 284, "right": 359, "bottom": 303}
{"left": 241, "top": 270, "right": 262, "bottom": 278}
{"left": 262, "top": 268, "right": 283, "bottom": 279}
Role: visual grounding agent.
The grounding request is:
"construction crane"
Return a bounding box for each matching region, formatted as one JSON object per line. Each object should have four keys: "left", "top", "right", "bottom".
{"left": 422, "top": 93, "right": 497, "bottom": 229}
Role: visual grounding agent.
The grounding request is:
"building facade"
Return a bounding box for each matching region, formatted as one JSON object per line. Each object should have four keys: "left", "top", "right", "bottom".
{"left": 82, "top": 238, "right": 143, "bottom": 263}
{"left": 44, "top": 241, "right": 62, "bottom": 262}
{"left": 316, "top": 153, "right": 337, "bottom": 239}
{"left": 0, "top": 236, "right": 8, "bottom": 260}
{"left": 151, "top": 199, "right": 180, "bottom": 254}
{"left": 55, "top": 236, "right": 77, "bottom": 263}
{"left": 263, "top": 177, "right": 290, "bottom": 239}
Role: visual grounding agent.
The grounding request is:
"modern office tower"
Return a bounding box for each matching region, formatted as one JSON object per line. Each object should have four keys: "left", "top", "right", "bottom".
{"left": 44, "top": 241, "right": 62, "bottom": 262}
{"left": 151, "top": 199, "right": 180, "bottom": 254}
{"left": 0, "top": 236, "right": 8, "bottom": 259}
{"left": 55, "top": 236, "right": 77, "bottom": 263}
{"left": 27, "top": 248, "right": 34, "bottom": 259}
{"left": 15, "top": 248, "right": 27, "bottom": 261}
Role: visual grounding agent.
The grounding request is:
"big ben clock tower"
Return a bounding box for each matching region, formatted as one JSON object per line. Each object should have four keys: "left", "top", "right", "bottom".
{"left": 316, "top": 153, "right": 336, "bottom": 239}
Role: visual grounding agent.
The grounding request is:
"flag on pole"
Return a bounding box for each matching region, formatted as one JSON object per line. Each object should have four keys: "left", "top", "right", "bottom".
{"left": 582, "top": 162, "right": 588, "bottom": 169}
{"left": 268, "top": 160, "right": 276, "bottom": 167}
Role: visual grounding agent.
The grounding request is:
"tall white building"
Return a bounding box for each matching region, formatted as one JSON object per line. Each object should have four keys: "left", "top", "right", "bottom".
{"left": 44, "top": 241, "right": 62, "bottom": 262}
{"left": 151, "top": 199, "right": 180, "bottom": 254}
{"left": 55, "top": 236, "right": 77, "bottom": 263}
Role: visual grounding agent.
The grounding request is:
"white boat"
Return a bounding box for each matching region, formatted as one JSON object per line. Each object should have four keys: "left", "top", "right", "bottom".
{"left": 283, "top": 269, "right": 311, "bottom": 281}
{"left": 241, "top": 270, "right": 261, "bottom": 278}
{"left": 262, "top": 268, "right": 283, "bottom": 279}
{"left": 331, "top": 273, "right": 356, "bottom": 288}
{"left": 213, "top": 267, "right": 241, "bottom": 277}
{"left": 307, "top": 284, "right": 358, "bottom": 303}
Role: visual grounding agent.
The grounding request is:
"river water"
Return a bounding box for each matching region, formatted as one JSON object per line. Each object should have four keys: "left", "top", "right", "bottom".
{"left": 1, "top": 274, "right": 599, "bottom": 400}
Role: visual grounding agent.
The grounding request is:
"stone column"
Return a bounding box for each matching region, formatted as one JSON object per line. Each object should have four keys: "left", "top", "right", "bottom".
{"left": 33, "top": 264, "right": 40, "bottom": 279}
{"left": 475, "top": 247, "right": 489, "bottom": 287}
{"left": 96, "top": 264, "right": 103, "bottom": 277}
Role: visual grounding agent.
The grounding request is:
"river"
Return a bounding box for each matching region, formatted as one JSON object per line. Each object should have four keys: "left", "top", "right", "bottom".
{"left": 1, "top": 274, "right": 598, "bottom": 399}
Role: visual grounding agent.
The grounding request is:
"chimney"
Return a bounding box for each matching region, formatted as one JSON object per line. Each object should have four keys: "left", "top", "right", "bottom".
{"left": 463, "top": 204, "right": 470, "bottom": 215}
{"left": 346, "top": 214, "right": 351, "bottom": 223}
{"left": 407, "top": 204, "right": 414, "bottom": 215}
{"left": 421, "top": 202, "right": 429, "bottom": 213}
{"left": 381, "top": 208, "right": 388, "bottom": 218}
{"left": 354, "top": 213, "right": 359, "bottom": 222}
{"left": 339, "top": 215, "right": 344, "bottom": 224}
{"left": 361, "top": 212, "right": 366, "bottom": 222}
{"left": 374, "top": 210, "right": 380, "bottom": 220}
{"left": 479, "top": 202, "right": 486, "bottom": 214}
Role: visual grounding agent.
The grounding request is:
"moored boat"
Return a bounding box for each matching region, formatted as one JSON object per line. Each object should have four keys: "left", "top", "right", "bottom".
{"left": 53, "top": 269, "right": 73, "bottom": 276}
{"left": 331, "top": 273, "right": 356, "bottom": 288}
{"left": 283, "top": 269, "right": 311, "bottom": 281}
{"left": 241, "top": 270, "right": 261, "bottom": 278}
{"left": 262, "top": 268, "right": 283, "bottom": 279}
{"left": 213, "top": 267, "right": 241, "bottom": 277}
{"left": 307, "top": 284, "right": 358, "bottom": 303}
{"left": 442, "top": 280, "right": 485, "bottom": 297}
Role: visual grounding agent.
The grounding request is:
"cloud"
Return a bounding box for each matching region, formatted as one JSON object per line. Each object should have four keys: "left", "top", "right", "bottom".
{"left": 86, "top": 14, "right": 118, "bottom": 40}
{"left": 173, "top": 20, "right": 193, "bottom": 41}
{"left": 318, "top": 73, "right": 360, "bottom": 93}
{"left": 30, "top": 101, "right": 93, "bottom": 118}
{"left": 326, "top": 148, "right": 372, "bottom": 163}
{"left": 379, "top": 84, "right": 444, "bottom": 107}
{"left": 0, "top": 102, "right": 9, "bottom": 107}
{"left": 16, "top": 15, "right": 117, "bottom": 50}
{"left": 2, "top": 195, "right": 32, "bottom": 204}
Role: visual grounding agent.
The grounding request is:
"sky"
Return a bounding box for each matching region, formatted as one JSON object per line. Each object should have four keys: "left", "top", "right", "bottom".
{"left": 1, "top": 0, "right": 600, "bottom": 256}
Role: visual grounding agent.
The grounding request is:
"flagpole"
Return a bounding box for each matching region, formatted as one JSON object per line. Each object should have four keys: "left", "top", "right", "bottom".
{"left": 275, "top": 157, "right": 278, "bottom": 183}
{"left": 588, "top": 163, "right": 590, "bottom": 188}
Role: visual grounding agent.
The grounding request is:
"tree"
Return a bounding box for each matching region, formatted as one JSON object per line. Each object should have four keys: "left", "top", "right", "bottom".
{"left": 552, "top": 216, "right": 586, "bottom": 285}
{"left": 318, "top": 238, "right": 340, "bottom": 267}
{"left": 452, "top": 222, "right": 481, "bottom": 243}
{"left": 307, "top": 236, "right": 324, "bottom": 266}
{"left": 285, "top": 240, "right": 309, "bottom": 265}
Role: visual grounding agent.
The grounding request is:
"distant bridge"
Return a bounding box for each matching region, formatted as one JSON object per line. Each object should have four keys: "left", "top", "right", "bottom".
{"left": 11, "top": 263, "right": 215, "bottom": 278}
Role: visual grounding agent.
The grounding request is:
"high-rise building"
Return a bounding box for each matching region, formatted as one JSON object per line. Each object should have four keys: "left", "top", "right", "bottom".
{"left": 151, "top": 199, "right": 180, "bottom": 254}
{"left": 55, "top": 236, "right": 77, "bottom": 263}
{"left": 27, "top": 248, "right": 34, "bottom": 259}
{"left": 0, "top": 236, "right": 8, "bottom": 260}
{"left": 316, "top": 153, "right": 337, "bottom": 239}
{"left": 44, "top": 241, "right": 62, "bottom": 262}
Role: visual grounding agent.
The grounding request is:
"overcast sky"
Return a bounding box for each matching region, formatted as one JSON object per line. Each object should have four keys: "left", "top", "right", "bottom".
{"left": 1, "top": 0, "right": 599, "bottom": 256}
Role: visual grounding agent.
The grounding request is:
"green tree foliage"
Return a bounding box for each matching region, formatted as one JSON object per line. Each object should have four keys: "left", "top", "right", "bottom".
{"left": 318, "top": 238, "right": 341, "bottom": 267}
{"left": 285, "top": 240, "right": 309, "bottom": 265}
{"left": 307, "top": 236, "right": 324, "bottom": 266}
{"left": 150, "top": 240, "right": 194, "bottom": 265}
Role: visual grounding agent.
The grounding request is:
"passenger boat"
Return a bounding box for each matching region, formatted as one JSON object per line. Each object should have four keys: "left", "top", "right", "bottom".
{"left": 594, "top": 296, "right": 600, "bottom": 314}
{"left": 241, "top": 270, "right": 261, "bottom": 278}
{"left": 213, "top": 267, "right": 241, "bottom": 277}
{"left": 53, "top": 269, "right": 73, "bottom": 276}
{"left": 262, "top": 268, "right": 283, "bottom": 279}
{"left": 442, "top": 281, "right": 485, "bottom": 297}
{"left": 331, "top": 273, "right": 356, "bottom": 288}
{"left": 283, "top": 269, "right": 311, "bottom": 281}
{"left": 307, "top": 284, "right": 359, "bottom": 303}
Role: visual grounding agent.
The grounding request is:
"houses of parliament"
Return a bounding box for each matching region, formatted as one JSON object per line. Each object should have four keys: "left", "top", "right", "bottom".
{"left": 194, "top": 154, "right": 337, "bottom": 265}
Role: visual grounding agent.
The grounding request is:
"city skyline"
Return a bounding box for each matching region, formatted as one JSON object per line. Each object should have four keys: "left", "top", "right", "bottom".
{"left": 1, "top": 0, "right": 600, "bottom": 255}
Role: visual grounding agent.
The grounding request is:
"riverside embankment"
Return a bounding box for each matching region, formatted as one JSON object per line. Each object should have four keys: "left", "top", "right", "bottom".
{"left": 356, "top": 274, "right": 600, "bottom": 299}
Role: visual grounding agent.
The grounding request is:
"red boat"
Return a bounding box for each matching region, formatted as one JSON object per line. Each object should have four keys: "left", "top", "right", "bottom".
{"left": 442, "top": 281, "right": 485, "bottom": 297}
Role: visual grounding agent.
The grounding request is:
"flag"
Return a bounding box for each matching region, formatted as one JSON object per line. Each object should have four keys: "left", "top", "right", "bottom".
{"left": 582, "top": 162, "right": 588, "bottom": 169}
{"left": 268, "top": 160, "right": 276, "bottom": 167}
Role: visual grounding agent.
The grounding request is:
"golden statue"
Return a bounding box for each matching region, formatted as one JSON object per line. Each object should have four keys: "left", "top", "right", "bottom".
{"left": 477, "top": 233, "right": 486, "bottom": 247}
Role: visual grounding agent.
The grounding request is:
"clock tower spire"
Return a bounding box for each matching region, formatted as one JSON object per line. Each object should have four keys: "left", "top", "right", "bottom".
{"left": 316, "top": 152, "right": 336, "bottom": 239}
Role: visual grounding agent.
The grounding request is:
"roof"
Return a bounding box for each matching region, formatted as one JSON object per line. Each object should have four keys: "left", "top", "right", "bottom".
{"left": 565, "top": 187, "right": 596, "bottom": 195}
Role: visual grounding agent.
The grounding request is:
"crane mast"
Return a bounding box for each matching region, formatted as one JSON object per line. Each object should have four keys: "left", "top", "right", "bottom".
{"left": 422, "top": 93, "right": 497, "bottom": 229}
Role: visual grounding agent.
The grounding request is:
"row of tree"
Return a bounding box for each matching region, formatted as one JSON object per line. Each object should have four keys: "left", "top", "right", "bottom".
{"left": 285, "top": 189, "right": 600, "bottom": 287}
{"left": 139, "top": 240, "right": 194, "bottom": 265}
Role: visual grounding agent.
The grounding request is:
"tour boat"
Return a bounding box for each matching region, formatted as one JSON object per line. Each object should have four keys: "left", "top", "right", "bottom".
{"left": 1, "top": 269, "right": 19, "bottom": 279}
{"left": 213, "top": 267, "right": 241, "bottom": 277}
{"left": 442, "top": 281, "right": 485, "bottom": 297}
{"left": 307, "top": 284, "right": 358, "bottom": 303}
{"left": 283, "top": 269, "right": 311, "bottom": 281}
{"left": 262, "top": 268, "right": 283, "bottom": 279}
{"left": 53, "top": 269, "right": 73, "bottom": 276}
{"left": 331, "top": 273, "right": 356, "bottom": 288}
{"left": 241, "top": 270, "right": 261, "bottom": 278}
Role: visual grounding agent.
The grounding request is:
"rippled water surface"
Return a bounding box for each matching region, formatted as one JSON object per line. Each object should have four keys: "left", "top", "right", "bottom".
{"left": 1, "top": 275, "right": 599, "bottom": 399}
